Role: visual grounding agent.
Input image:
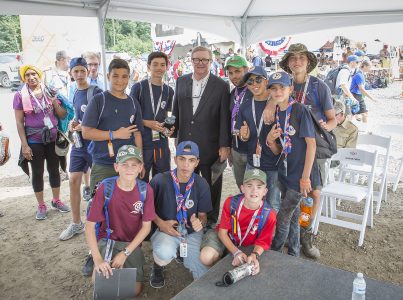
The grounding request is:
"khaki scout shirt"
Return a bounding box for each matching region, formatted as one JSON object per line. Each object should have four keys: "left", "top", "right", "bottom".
{"left": 333, "top": 118, "right": 358, "bottom": 148}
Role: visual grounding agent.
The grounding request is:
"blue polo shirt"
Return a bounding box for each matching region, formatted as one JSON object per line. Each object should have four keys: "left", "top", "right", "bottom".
{"left": 350, "top": 71, "right": 365, "bottom": 95}
{"left": 72, "top": 86, "right": 102, "bottom": 151}
{"left": 235, "top": 99, "right": 279, "bottom": 172}
{"left": 130, "top": 80, "right": 174, "bottom": 150}
{"left": 82, "top": 91, "right": 144, "bottom": 166}
{"left": 150, "top": 171, "right": 212, "bottom": 235}
{"left": 230, "top": 87, "right": 252, "bottom": 154}
{"left": 293, "top": 76, "right": 333, "bottom": 122}
{"left": 277, "top": 102, "right": 315, "bottom": 192}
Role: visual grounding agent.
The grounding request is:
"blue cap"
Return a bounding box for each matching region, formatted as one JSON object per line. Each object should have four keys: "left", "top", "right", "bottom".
{"left": 176, "top": 141, "right": 199, "bottom": 158}
{"left": 354, "top": 50, "right": 364, "bottom": 57}
{"left": 347, "top": 55, "right": 359, "bottom": 63}
{"left": 70, "top": 57, "right": 88, "bottom": 70}
{"left": 267, "top": 71, "right": 292, "bottom": 88}
{"left": 242, "top": 66, "right": 268, "bottom": 82}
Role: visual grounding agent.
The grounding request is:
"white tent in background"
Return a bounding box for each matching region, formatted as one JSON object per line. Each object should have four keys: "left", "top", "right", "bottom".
{"left": 2, "top": 0, "right": 403, "bottom": 82}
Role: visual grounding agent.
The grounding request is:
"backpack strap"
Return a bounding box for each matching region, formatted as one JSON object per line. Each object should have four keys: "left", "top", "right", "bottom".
{"left": 136, "top": 178, "right": 147, "bottom": 214}
{"left": 102, "top": 176, "right": 119, "bottom": 239}
{"left": 257, "top": 201, "right": 271, "bottom": 236}
{"left": 86, "top": 85, "right": 96, "bottom": 103}
{"left": 229, "top": 194, "right": 243, "bottom": 242}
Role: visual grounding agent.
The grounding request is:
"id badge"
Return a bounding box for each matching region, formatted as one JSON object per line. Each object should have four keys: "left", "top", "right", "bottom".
{"left": 43, "top": 116, "right": 54, "bottom": 129}
{"left": 108, "top": 140, "right": 115, "bottom": 157}
{"left": 253, "top": 154, "right": 260, "bottom": 167}
{"left": 151, "top": 130, "right": 160, "bottom": 141}
{"left": 180, "top": 239, "right": 188, "bottom": 258}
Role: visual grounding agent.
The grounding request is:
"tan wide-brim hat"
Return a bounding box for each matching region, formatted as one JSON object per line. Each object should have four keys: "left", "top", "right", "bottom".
{"left": 279, "top": 43, "right": 318, "bottom": 74}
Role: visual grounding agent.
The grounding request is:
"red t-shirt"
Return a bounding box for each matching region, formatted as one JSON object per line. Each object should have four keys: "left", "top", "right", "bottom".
{"left": 218, "top": 196, "right": 276, "bottom": 250}
{"left": 87, "top": 181, "right": 156, "bottom": 242}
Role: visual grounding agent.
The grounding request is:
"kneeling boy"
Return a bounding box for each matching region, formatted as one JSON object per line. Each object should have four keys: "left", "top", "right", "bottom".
{"left": 85, "top": 145, "right": 156, "bottom": 296}
{"left": 149, "top": 141, "right": 212, "bottom": 288}
{"left": 200, "top": 168, "right": 276, "bottom": 275}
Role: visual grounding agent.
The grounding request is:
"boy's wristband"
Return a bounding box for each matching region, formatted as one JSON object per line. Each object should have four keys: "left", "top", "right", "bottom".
{"left": 109, "top": 130, "right": 114, "bottom": 141}
{"left": 232, "top": 249, "right": 242, "bottom": 258}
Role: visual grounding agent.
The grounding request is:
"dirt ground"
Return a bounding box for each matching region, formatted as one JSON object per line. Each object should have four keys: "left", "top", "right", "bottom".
{"left": 0, "top": 168, "right": 402, "bottom": 300}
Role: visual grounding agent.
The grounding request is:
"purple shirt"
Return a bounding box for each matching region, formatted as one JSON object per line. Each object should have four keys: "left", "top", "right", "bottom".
{"left": 13, "top": 90, "right": 59, "bottom": 143}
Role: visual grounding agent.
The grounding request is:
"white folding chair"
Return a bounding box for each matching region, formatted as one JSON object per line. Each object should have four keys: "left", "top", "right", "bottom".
{"left": 341, "top": 133, "right": 391, "bottom": 214}
{"left": 314, "top": 148, "right": 378, "bottom": 247}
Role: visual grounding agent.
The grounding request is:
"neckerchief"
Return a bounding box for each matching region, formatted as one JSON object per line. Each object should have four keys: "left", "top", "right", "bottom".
{"left": 275, "top": 97, "right": 296, "bottom": 159}
{"left": 231, "top": 86, "right": 248, "bottom": 132}
{"left": 170, "top": 169, "right": 195, "bottom": 227}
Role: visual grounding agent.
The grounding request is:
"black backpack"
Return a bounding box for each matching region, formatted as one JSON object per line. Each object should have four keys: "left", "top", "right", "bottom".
{"left": 324, "top": 65, "right": 349, "bottom": 95}
{"left": 290, "top": 103, "right": 337, "bottom": 159}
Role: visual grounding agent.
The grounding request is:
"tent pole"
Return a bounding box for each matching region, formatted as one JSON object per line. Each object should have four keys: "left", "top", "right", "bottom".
{"left": 241, "top": 20, "right": 247, "bottom": 56}
{"left": 97, "top": 0, "right": 110, "bottom": 90}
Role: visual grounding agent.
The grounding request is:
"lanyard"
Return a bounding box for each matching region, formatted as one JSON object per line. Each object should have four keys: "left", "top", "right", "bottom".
{"left": 236, "top": 197, "right": 263, "bottom": 246}
{"left": 148, "top": 79, "right": 164, "bottom": 120}
{"left": 170, "top": 169, "right": 195, "bottom": 227}
{"left": 251, "top": 99, "right": 266, "bottom": 139}
{"left": 275, "top": 97, "right": 296, "bottom": 159}
{"left": 231, "top": 86, "right": 248, "bottom": 132}
{"left": 29, "top": 88, "right": 48, "bottom": 112}
{"left": 295, "top": 75, "right": 310, "bottom": 105}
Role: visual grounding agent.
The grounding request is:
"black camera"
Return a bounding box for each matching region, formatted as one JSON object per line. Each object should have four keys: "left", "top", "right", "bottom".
{"left": 164, "top": 115, "right": 176, "bottom": 130}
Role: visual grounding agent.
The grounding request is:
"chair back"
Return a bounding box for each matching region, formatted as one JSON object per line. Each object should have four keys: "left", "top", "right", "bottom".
{"left": 357, "top": 133, "right": 391, "bottom": 155}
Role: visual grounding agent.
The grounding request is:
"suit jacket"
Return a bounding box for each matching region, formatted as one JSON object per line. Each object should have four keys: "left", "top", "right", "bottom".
{"left": 173, "top": 73, "right": 231, "bottom": 166}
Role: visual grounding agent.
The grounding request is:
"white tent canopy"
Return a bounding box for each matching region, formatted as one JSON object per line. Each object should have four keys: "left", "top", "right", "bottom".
{"left": 2, "top": 0, "right": 403, "bottom": 47}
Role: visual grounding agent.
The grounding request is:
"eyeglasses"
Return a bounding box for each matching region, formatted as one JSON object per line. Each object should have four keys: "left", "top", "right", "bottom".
{"left": 192, "top": 58, "right": 210, "bottom": 65}
{"left": 88, "top": 63, "right": 99, "bottom": 67}
{"left": 246, "top": 76, "right": 265, "bottom": 85}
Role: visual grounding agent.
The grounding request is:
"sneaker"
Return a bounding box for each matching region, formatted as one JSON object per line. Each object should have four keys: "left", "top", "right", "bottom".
{"left": 82, "top": 254, "right": 94, "bottom": 277}
{"left": 82, "top": 186, "right": 91, "bottom": 201}
{"left": 51, "top": 199, "right": 71, "bottom": 213}
{"left": 150, "top": 263, "right": 165, "bottom": 288}
{"left": 301, "top": 228, "right": 320, "bottom": 259}
{"left": 59, "top": 222, "right": 85, "bottom": 241}
{"left": 36, "top": 204, "right": 47, "bottom": 220}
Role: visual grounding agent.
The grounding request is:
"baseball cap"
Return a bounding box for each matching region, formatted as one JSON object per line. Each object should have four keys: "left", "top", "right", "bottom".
{"left": 347, "top": 55, "right": 359, "bottom": 63}
{"left": 334, "top": 100, "right": 346, "bottom": 115}
{"left": 116, "top": 145, "right": 143, "bottom": 163}
{"left": 176, "top": 141, "right": 199, "bottom": 158}
{"left": 243, "top": 168, "right": 267, "bottom": 184}
{"left": 354, "top": 50, "right": 364, "bottom": 57}
{"left": 267, "top": 71, "right": 292, "bottom": 88}
{"left": 70, "top": 57, "right": 88, "bottom": 70}
{"left": 56, "top": 50, "right": 67, "bottom": 61}
{"left": 242, "top": 66, "right": 268, "bottom": 82}
{"left": 225, "top": 55, "right": 248, "bottom": 70}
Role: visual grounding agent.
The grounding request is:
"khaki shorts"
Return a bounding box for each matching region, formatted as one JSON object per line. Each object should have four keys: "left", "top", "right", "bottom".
{"left": 201, "top": 229, "right": 226, "bottom": 257}
{"left": 98, "top": 239, "right": 144, "bottom": 282}
{"left": 315, "top": 158, "right": 327, "bottom": 190}
{"left": 90, "top": 163, "right": 118, "bottom": 193}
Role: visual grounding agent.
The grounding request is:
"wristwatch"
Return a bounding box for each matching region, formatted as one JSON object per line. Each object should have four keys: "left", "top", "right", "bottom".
{"left": 252, "top": 251, "right": 260, "bottom": 261}
{"left": 123, "top": 248, "right": 131, "bottom": 257}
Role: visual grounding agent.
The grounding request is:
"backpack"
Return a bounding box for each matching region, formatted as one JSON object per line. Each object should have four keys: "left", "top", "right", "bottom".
{"left": 324, "top": 65, "right": 349, "bottom": 95}
{"left": 87, "top": 176, "right": 147, "bottom": 240}
{"left": 290, "top": 103, "right": 337, "bottom": 159}
{"left": 229, "top": 194, "right": 271, "bottom": 244}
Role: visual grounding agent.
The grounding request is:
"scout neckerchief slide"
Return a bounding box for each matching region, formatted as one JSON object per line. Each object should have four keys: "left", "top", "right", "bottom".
{"left": 275, "top": 97, "right": 296, "bottom": 176}
{"left": 171, "top": 169, "right": 195, "bottom": 258}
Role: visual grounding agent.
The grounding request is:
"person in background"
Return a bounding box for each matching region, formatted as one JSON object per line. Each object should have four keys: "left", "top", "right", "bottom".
{"left": 333, "top": 101, "right": 358, "bottom": 148}
{"left": 14, "top": 65, "right": 69, "bottom": 220}
{"left": 44, "top": 50, "right": 70, "bottom": 99}
{"left": 350, "top": 60, "right": 376, "bottom": 123}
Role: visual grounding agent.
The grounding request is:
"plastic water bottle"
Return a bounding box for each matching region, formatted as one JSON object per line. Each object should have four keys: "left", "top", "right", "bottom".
{"left": 299, "top": 197, "right": 313, "bottom": 228}
{"left": 352, "top": 272, "right": 366, "bottom": 300}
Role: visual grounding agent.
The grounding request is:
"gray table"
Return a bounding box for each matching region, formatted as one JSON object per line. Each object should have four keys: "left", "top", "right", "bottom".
{"left": 173, "top": 250, "right": 403, "bottom": 300}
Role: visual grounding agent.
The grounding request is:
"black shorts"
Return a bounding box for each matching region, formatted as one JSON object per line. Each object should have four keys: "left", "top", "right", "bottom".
{"left": 351, "top": 93, "right": 368, "bottom": 114}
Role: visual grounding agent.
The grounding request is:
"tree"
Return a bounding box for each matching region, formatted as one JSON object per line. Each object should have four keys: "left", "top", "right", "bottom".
{"left": 104, "top": 19, "right": 152, "bottom": 56}
{"left": 0, "top": 15, "right": 22, "bottom": 53}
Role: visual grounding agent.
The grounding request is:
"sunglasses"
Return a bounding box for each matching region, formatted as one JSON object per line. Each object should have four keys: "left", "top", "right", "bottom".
{"left": 246, "top": 76, "right": 265, "bottom": 85}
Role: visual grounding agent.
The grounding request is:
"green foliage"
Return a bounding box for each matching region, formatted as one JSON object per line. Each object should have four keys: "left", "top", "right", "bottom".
{"left": 0, "top": 15, "right": 22, "bottom": 53}
{"left": 104, "top": 19, "right": 152, "bottom": 56}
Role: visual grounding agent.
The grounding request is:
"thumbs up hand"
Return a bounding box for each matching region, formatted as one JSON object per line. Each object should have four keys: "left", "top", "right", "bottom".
{"left": 190, "top": 213, "right": 203, "bottom": 232}
{"left": 240, "top": 121, "right": 250, "bottom": 141}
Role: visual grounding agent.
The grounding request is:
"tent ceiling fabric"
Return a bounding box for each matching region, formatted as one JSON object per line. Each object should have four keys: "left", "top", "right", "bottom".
{"left": 2, "top": 0, "right": 403, "bottom": 44}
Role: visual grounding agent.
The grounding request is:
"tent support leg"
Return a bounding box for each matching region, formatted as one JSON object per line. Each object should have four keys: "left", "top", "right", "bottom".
{"left": 97, "top": 0, "right": 110, "bottom": 90}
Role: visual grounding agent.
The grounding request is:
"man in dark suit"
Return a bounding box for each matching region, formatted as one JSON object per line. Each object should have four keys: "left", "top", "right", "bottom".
{"left": 173, "top": 46, "right": 231, "bottom": 224}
